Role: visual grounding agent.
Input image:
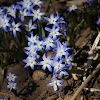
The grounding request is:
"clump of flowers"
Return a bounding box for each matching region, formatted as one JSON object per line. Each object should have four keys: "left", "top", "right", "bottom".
{"left": 0, "top": 0, "right": 73, "bottom": 94}
{"left": 0, "top": 0, "right": 99, "bottom": 97}
{"left": 6, "top": 72, "right": 18, "bottom": 93}
{"left": 21, "top": 2, "right": 73, "bottom": 93}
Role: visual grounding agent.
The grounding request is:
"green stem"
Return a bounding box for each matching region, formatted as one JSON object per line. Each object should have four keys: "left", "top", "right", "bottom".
{"left": 37, "top": 20, "right": 45, "bottom": 39}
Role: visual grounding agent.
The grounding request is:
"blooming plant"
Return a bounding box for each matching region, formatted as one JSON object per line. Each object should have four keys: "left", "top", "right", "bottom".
{"left": 21, "top": 4, "right": 72, "bottom": 92}
{"left": 0, "top": 0, "right": 99, "bottom": 99}
{"left": 6, "top": 72, "right": 18, "bottom": 93}
{"left": 67, "top": 4, "right": 78, "bottom": 12}
{"left": 46, "top": 75, "right": 64, "bottom": 93}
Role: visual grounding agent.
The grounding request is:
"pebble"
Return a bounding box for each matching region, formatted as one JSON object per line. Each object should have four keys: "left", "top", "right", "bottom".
{"left": 32, "top": 70, "right": 47, "bottom": 81}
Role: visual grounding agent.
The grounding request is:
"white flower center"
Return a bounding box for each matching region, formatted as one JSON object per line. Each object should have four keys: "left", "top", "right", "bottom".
{"left": 45, "top": 61, "right": 48, "bottom": 64}
{"left": 48, "top": 40, "right": 50, "bottom": 43}
{"left": 56, "top": 63, "right": 59, "bottom": 67}
{"left": 59, "top": 51, "right": 62, "bottom": 54}
{"left": 72, "top": 5, "right": 76, "bottom": 9}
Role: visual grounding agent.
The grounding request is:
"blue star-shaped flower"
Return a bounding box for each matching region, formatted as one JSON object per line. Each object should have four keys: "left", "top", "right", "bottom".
{"left": 46, "top": 75, "right": 64, "bottom": 94}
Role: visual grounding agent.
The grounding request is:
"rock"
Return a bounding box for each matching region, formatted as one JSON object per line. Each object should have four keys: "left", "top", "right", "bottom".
{"left": 32, "top": 70, "right": 47, "bottom": 81}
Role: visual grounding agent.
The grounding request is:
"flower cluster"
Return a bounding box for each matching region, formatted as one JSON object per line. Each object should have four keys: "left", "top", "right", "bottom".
{"left": 6, "top": 72, "right": 18, "bottom": 93}
{"left": 0, "top": 0, "right": 45, "bottom": 37}
{"left": 0, "top": 0, "right": 99, "bottom": 96}
{"left": 22, "top": 8, "right": 73, "bottom": 94}
{"left": 0, "top": 0, "right": 71, "bottom": 94}
{"left": 0, "top": 6, "right": 22, "bottom": 36}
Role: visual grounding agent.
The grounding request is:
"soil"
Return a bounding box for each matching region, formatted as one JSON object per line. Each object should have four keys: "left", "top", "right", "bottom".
{"left": 0, "top": 0, "right": 100, "bottom": 100}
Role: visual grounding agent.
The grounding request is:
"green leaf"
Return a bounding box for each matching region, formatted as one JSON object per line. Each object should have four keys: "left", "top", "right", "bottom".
{"left": 37, "top": 21, "right": 45, "bottom": 39}
{"left": 68, "top": 67, "right": 72, "bottom": 70}
{"left": 68, "top": 66, "right": 76, "bottom": 70}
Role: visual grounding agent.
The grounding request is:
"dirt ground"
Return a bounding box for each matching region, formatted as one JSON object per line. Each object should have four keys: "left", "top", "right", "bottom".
{"left": 0, "top": 0, "right": 100, "bottom": 100}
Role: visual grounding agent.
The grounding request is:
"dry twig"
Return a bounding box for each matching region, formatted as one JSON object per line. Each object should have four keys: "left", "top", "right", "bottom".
{"left": 83, "top": 31, "right": 100, "bottom": 81}
{"left": 71, "top": 63, "right": 100, "bottom": 100}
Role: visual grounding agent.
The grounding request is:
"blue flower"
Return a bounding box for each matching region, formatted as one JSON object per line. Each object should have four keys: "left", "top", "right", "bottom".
{"left": 25, "top": 19, "right": 37, "bottom": 32}
{"left": 31, "top": 0, "right": 44, "bottom": 7}
{"left": 19, "top": 8, "right": 31, "bottom": 22}
{"left": 45, "top": 25, "right": 62, "bottom": 39}
{"left": 53, "top": 69, "right": 69, "bottom": 79}
{"left": 24, "top": 42, "right": 37, "bottom": 53}
{"left": 36, "top": 40, "right": 45, "bottom": 51}
{"left": 84, "top": 0, "right": 94, "bottom": 6}
{"left": 6, "top": 72, "right": 18, "bottom": 82}
{"left": 43, "top": 35, "right": 56, "bottom": 51}
{"left": 44, "top": 13, "right": 59, "bottom": 26}
{"left": 51, "top": 57, "right": 65, "bottom": 74}
{"left": 63, "top": 54, "right": 74, "bottom": 67}
{"left": 24, "top": 40, "right": 40, "bottom": 59}
{"left": 26, "top": 34, "right": 44, "bottom": 51}
{"left": 0, "top": 15, "right": 11, "bottom": 32}
{"left": 67, "top": 4, "right": 78, "bottom": 12}
{"left": 38, "top": 54, "right": 52, "bottom": 72}
{"left": 46, "top": 75, "right": 64, "bottom": 93}
{"left": 26, "top": 33, "right": 38, "bottom": 45}
{"left": 7, "top": 5, "right": 17, "bottom": 18}
{"left": 22, "top": 56, "right": 37, "bottom": 70}
{"left": 53, "top": 41, "right": 71, "bottom": 59}
{"left": 58, "top": 70, "right": 69, "bottom": 79}
{"left": 6, "top": 72, "right": 18, "bottom": 94}
{"left": 17, "top": 0, "right": 32, "bottom": 10}
{"left": 10, "top": 19, "right": 21, "bottom": 37}
{"left": 31, "top": 8, "right": 45, "bottom": 22}
{"left": 96, "top": 18, "right": 100, "bottom": 25}
{"left": 25, "top": 50, "right": 40, "bottom": 59}
{"left": 32, "top": 36, "right": 45, "bottom": 51}
{"left": 7, "top": 81, "right": 17, "bottom": 93}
